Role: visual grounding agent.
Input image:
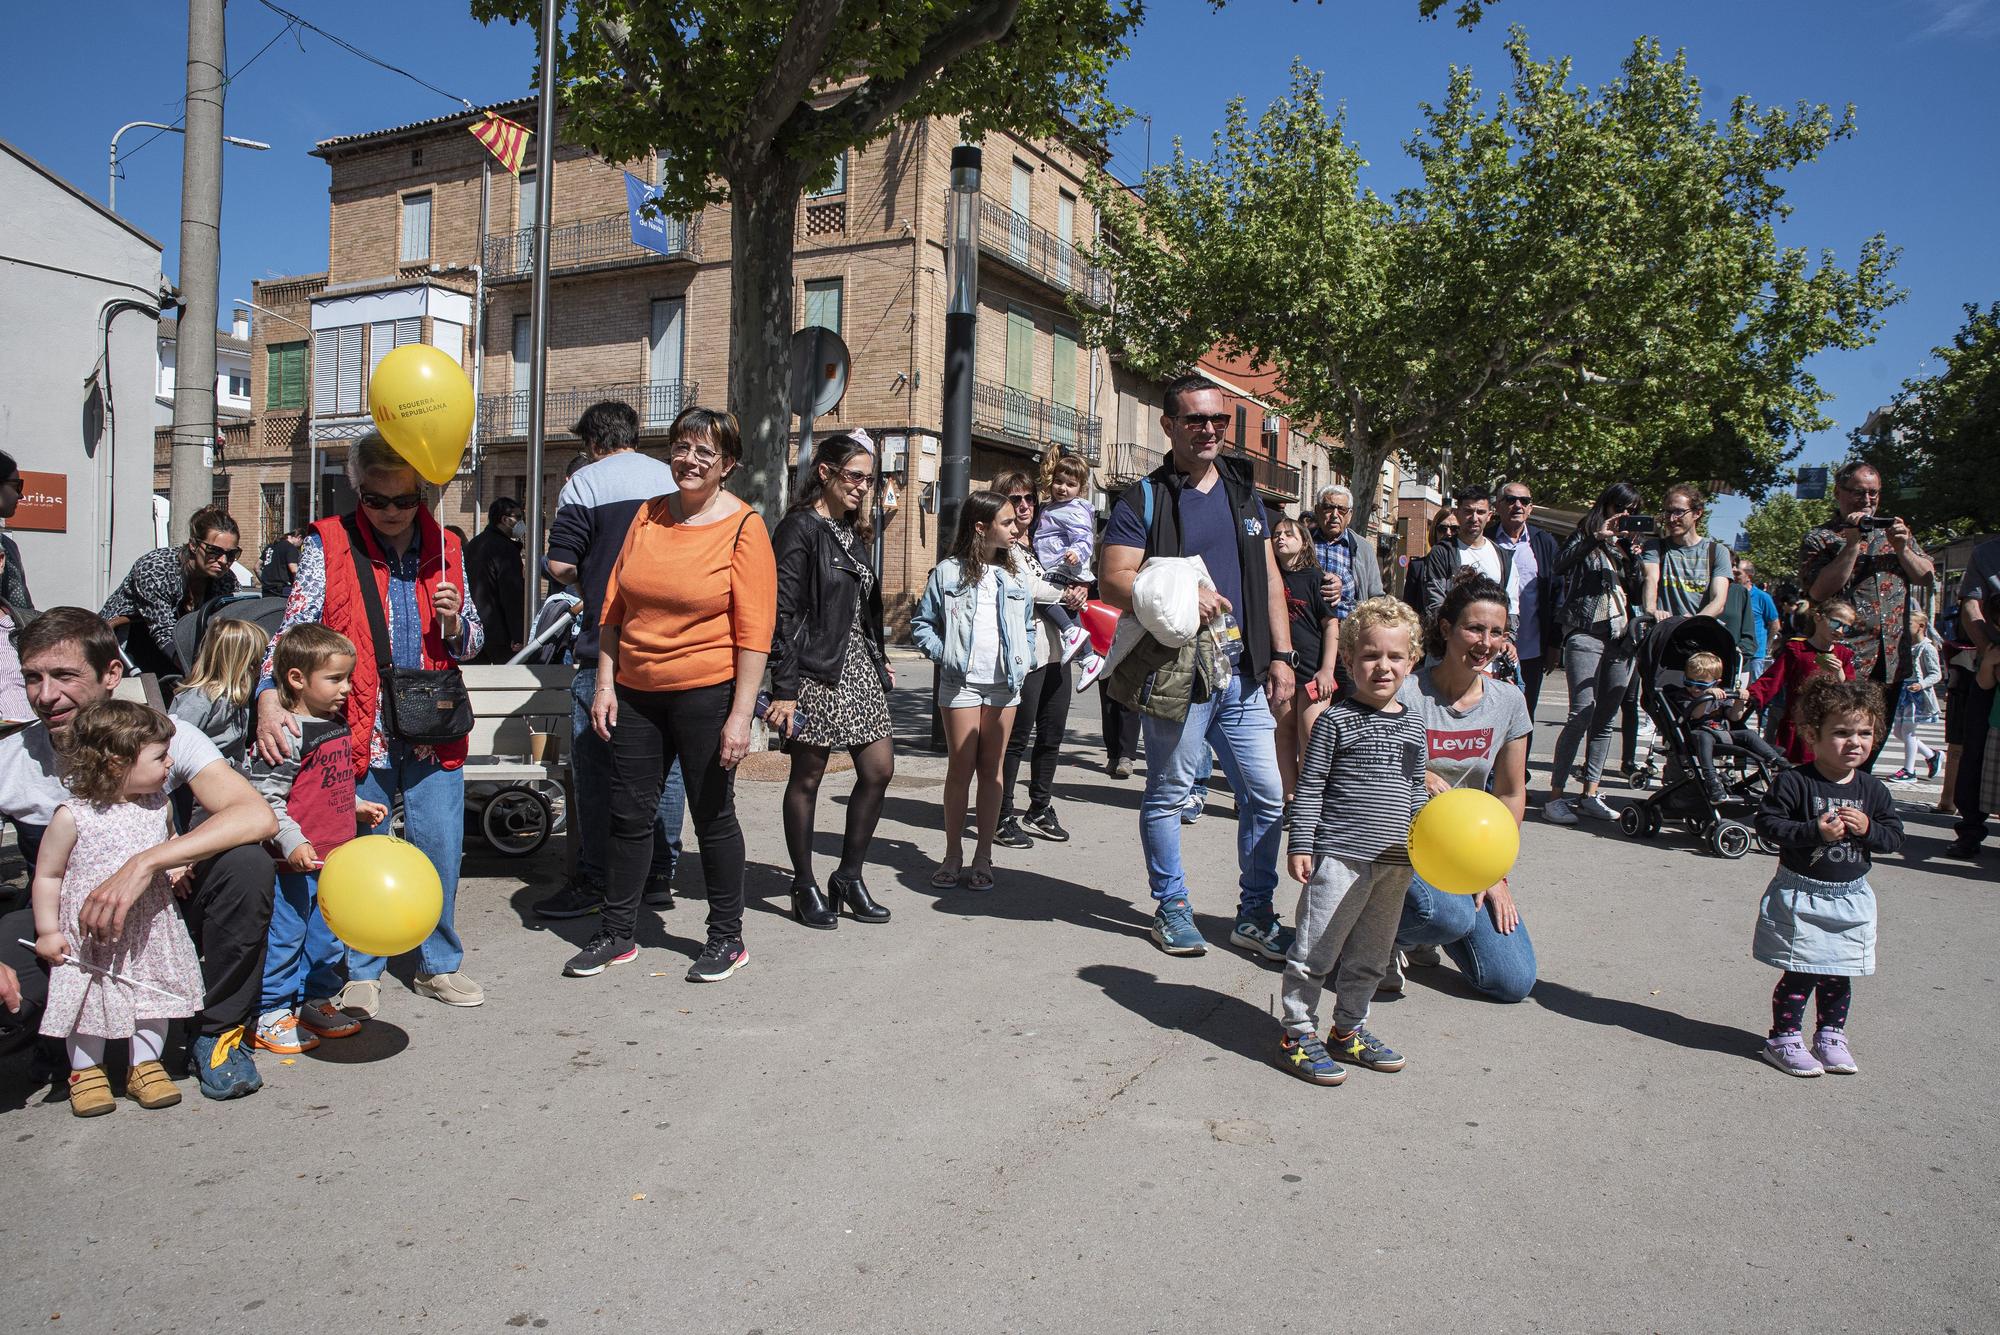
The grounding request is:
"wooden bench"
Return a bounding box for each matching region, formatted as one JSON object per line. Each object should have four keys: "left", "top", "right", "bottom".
{"left": 461, "top": 663, "right": 574, "bottom": 783}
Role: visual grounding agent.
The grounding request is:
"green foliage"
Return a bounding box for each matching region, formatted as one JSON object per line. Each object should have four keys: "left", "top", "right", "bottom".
{"left": 1851, "top": 301, "right": 2000, "bottom": 545}
{"left": 1739, "top": 492, "right": 1821, "bottom": 591}
{"left": 1086, "top": 31, "right": 1901, "bottom": 526}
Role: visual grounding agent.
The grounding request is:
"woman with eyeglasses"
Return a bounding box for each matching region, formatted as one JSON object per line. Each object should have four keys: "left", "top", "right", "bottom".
{"left": 1543, "top": 482, "right": 1648, "bottom": 825}
{"left": 766, "top": 434, "right": 895, "bottom": 930}
{"left": 100, "top": 503, "right": 244, "bottom": 681}
{"left": 586, "top": 408, "right": 775, "bottom": 983}
{"left": 1399, "top": 507, "right": 1463, "bottom": 618}
{"left": 252, "top": 432, "right": 486, "bottom": 1016}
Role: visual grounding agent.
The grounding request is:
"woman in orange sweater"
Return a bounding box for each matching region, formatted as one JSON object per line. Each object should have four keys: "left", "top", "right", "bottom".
{"left": 581, "top": 408, "right": 776, "bottom": 984}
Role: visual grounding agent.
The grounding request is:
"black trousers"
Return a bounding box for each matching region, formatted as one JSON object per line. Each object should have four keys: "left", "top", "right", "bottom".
{"left": 608, "top": 681, "right": 744, "bottom": 942}
{"left": 2, "top": 836, "right": 273, "bottom": 1039}
{"left": 1001, "top": 661, "right": 1073, "bottom": 820}
{"left": 1101, "top": 694, "right": 1141, "bottom": 767}
{"left": 1955, "top": 677, "right": 1994, "bottom": 846}
{"left": 1686, "top": 726, "right": 1783, "bottom": 798}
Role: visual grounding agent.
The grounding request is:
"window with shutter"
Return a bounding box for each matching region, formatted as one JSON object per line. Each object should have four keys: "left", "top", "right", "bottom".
{"left": 401, "top": 192, "right": 432, "bottom": 264}
{"left": 1051, "top": 330, "right": 1077, "bottom": 446}
{"left": 517, "top": 168, "right": 537, "bottom": 230}
{"left": 803, "top": 279, "right": 843, "bottom": 335}
{"left": 267, "top": 341, "right": 306, "bottom": 410}
{"left": 1005, "top": 306, "right": 1034, "bottom": 435}
{"left": 431, "top": 319, "right": 464, "bottom": 366}
{"left": 511, "top": 315, "right": 531, "bottom": 434}
{"left": 336, "top": 326, "right": 364, "bottom": 415}
{"left": 648, "top": 299, "right": 685, "bottom": 425}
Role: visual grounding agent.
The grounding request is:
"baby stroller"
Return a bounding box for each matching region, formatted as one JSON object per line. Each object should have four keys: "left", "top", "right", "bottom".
{"left": 1614, "top": 615, "right": 1782, "bottom": 859}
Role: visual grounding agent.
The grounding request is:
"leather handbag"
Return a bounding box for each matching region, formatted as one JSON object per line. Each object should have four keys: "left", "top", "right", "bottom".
{"left": 342, "top": 515, "right": 474, "bottom": 744}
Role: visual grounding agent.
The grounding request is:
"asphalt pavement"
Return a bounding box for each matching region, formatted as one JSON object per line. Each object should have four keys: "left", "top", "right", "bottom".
{"left": 1, "top": 659, "right": 1994, "bottom": 1334}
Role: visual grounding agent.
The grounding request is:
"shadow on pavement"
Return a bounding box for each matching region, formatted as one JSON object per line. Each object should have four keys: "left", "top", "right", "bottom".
{"left": 1531, "top": 979, "right": 1762, "bottom": 1060}
{"left": 1076, "top": 963, "right": 1271, "bottom": 1062}
{"left": 304, "top": 1019, "right": 410, "bottom": 1064}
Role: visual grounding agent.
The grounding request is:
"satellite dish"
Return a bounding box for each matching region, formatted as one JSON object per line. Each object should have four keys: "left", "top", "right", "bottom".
{"left": 789, "top": 327, "right": 849, "bottom": 419}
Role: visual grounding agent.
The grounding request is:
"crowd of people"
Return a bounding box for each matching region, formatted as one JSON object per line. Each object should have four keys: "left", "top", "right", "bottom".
{"left": 0, "top": 393, "right": 1993, "bottom": 1112}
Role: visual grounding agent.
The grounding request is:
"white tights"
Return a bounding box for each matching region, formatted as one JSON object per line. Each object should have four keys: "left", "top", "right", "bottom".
{"left": 1894, "top": 717, "right": 1937, "bottom": 773}
{"left": 68, "top": 1019, "right": 167, "bottom": 1071}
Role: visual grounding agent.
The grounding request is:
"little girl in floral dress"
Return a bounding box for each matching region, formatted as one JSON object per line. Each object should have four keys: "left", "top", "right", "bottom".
{"left": 33, "top": 700, "right": 204, "bottom": 1117}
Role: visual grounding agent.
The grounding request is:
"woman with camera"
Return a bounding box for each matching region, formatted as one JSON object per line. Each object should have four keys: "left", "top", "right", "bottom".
{"left": 1543, "top": 482, "right": 1648, "bottom": 826}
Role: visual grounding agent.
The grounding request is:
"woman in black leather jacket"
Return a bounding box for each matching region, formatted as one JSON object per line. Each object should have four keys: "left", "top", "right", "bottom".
{"left": 1542, "top": 480, "right": 1647, "bottom": 824}
{"left": 766, "top": 434, "right": 895, "bottom": 929}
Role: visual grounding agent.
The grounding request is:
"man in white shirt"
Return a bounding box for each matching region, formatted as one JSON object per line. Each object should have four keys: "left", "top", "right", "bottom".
{"left": 1491, "top": 481, "right": 1561, "bottom": 716}
{"left": 1450, "top": 485, "right": 1518, "bottom": 619}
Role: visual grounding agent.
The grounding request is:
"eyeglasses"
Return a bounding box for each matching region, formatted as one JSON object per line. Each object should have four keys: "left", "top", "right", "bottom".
{"left": 360, "top": 490, "right": 422, "bottom": 512}
{"left": 1176, "top": 413, "right": 1232, "bottom": 432}
{"left": 1437, "top": 523, "right": 1461, "bottom": 535}
{"left": 1006, "top": 492, "right": 1036, "bottom": 506}
{"left": 1502, "top": 494, "right": 1533, "bottom": 506}
{"left": 196, "top": 540, "right": 241, "bottom": 560}
{"left": 1662, "top": 506, "right": 1694, "bottom": 519}
{"left": 668, "top": 441, "right": 723, "bottom": 467}
{"left": 834, "top": 467, "right": 874, "bottom": 488}
{"left": 1319, "top": 503, "right": 1351, "bottom": 515}
{"left": 1837, "top": 485, "right": 1882, "bottom": 500}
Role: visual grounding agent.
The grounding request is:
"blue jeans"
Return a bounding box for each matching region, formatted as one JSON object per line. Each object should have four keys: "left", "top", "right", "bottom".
{"left": 263, "top": 869, "right": 346, "bottom": 1011}
{"left": 1139, "top": 668, "right": 1283, "bottom": 916}
{"left": 1396, "top": 875, "right": 1538, "bottom": 1002}
{"left": 351, "top": 744, "right": 465, "bottom": 979}
{"left": 571, "top": 665, "right": 685, "bottom": 886}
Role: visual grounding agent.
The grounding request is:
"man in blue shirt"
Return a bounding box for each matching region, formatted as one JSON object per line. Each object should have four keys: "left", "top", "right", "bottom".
{"left": 1735, "top": 559, "right": 1781, "bottom": 681}
{"left": 1101, "top": 374, "right": 1298, "bottom": 961}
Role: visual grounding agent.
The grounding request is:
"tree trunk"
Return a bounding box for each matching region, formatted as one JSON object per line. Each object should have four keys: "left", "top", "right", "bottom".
{"left": 1343, "top": 431, "right": 1398, "bottom": 538}
{"left": 725, "top": 161, "right": 808, "bottom": 525}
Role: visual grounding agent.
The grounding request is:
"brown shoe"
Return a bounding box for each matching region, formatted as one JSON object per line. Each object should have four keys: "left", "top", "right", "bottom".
{"left": 125, "top": 1059, "right": 182, "bottom": 1109}
{"left": 67, "top": 1066, "right": 115, "bottom": 1118}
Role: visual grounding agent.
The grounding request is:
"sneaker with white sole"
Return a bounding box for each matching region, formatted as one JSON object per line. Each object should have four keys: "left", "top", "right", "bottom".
{"left": 1057, "top": 625, "right": 1090, "bottom": 663}
{"left": 1812, "top": 1027, "right": 1858, "bottom": 1074}
{"left": 334, "top": 977, "right": 381, "bottom": 1019}
{"left": 1378, "top": 951, "right": 1406, "bottom": 994}
{"left": 1403, "top": 944, "right": 1443, "bottom": 969}
{"left": 1577, "top": 794, "right": 1621, "bottom": 821}
{"left": 1073, "top": 652, "right": 1108, "bottom": 692}
{"left": 253, "top": 1008, "right": 319, "bottom": 1055}
{"left": 687, "top": 937, "right": 749, "bottom": 983}
{"left": 1761, "top": 1032, "right": 1824, "bottom": 1077}
{"left": 298, "top": 997, "right": 362, "bottom": 1039}
{"left": 414, "top": 971, "right": 485, "bottom": 1007}
{"left": 564, "top": 930, "right": 638, "bottom": 978}
{"left": 1542, "top": 797, "right": 1579, "bottom": 825}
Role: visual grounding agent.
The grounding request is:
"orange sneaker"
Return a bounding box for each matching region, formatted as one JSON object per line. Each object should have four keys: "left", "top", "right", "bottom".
{"left": 252, "top": 1008, "right": 319, "bottom": 1054}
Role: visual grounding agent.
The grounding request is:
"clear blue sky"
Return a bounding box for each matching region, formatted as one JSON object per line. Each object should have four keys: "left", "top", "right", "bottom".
{"left": 5, "top": 0, "right": 1993, "bottom": 538}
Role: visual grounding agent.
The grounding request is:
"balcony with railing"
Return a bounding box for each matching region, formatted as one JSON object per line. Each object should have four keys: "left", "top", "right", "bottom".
{"left": 1104, "top": 440, "right": 1166, "bottom": 485}
{"left": 477, "top": 380, "right": 698, "bottom": 442}
{"left": 971, "top": 381, "right": 1101, "bottom": 465}
{"left": 1230, "top": 446, "right": 1303, "bottom": 503}
{"left": 483, "top": 211, "right": 699, "bottom": 280}
{"left": 977, "top": 198, "right": 1112, "bottom": 308}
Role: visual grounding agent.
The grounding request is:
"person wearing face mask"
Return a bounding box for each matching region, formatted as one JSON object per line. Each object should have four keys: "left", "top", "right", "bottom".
{"left": 100, "top": 504, "right": 244, "bottom": 682}
{"left": 464, "top": 498, "right": 528, "bottom": 665}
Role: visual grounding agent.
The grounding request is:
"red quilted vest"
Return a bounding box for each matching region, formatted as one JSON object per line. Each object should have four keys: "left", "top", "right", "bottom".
{"left": 313, "top": 509, "right": 469, "bottom": 777}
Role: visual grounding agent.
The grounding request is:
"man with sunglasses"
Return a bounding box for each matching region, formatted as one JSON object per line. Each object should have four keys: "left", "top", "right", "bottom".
{"left": 1101, "top": 374, "right": 1296, "bottom": 961}
{"left": 1492, "top": 482, "right": 1560, "bottom": 715}
{"left": 1801, "top": 461, "right": 1935, "bottom": 730}
{"left": 99, "top": 504, "right": 243, "bottom": 680}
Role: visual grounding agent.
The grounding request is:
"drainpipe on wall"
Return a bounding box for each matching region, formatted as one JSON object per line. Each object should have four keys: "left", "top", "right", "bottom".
{"left": 92, "top": 296, "right": 163, "bottom": 606}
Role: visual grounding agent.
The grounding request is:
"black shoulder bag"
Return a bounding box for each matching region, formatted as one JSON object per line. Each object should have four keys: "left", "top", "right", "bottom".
{"left": 343, "top": 515, "right": 474, "bottom": 744}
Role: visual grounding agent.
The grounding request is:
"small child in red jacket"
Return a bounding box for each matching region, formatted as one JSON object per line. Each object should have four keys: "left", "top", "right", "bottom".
{"left": 1748, "top": 597, "right": 1858, "bottom": 765}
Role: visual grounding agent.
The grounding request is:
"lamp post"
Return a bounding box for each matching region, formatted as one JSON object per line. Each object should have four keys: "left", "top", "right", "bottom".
{"left": 937, "top": 145, "right": 980, "bottom": 560}
{"left": 234, "top": 299, "right": 315, "bottom": 525}
{"left": 108, "top": 121, "right": 269, "bottom": 211}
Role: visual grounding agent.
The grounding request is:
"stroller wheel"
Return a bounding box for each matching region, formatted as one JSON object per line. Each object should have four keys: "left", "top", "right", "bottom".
{"left": 1617, "top": 804, "right": 1646, "bottom": 837}
{"left": 480, "top": 786, "right": 553, "bottom": 857}
{"left": 1710, "top": 821, "right": 1753, "bottom": 860}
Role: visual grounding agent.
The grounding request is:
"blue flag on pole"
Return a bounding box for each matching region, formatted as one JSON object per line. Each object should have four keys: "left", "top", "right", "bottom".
{"left": 626, "top": 172, "right": 679, "bottom": 257}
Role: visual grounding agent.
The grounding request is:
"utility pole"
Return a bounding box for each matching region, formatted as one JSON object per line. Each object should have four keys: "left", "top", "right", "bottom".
{"left": 169, "top": 0, "right": 227, "bottom": 533}
{"left": 522, "top": 0, "right": 558, "bottom": 638}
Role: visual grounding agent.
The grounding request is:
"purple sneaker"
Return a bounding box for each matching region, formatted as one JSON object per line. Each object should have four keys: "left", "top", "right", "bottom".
{"left": 1812, "top": 1028, "right": 1858, "bottom": 1074}
{"left": 1761, "top": 1033, "right": 1824, "bottom": 1077}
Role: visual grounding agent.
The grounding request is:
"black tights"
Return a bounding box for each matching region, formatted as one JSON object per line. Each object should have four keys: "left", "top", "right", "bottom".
{"left": 1771, "top": 971, "right": 1852, "bottom": 1037}
{"left": 783, "top": 737, "right": 895, "bottom": 887}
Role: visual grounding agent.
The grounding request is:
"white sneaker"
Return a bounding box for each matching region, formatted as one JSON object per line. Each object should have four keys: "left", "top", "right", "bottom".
{"left": 1378, "top": 951, "right": 1406, "bottom": 994}
{"left": 1542, "top": 797, "right": 1579, "bottom": 825}
{"left": 1073, "top": 652, "right": 1108, "bottom": 692}
{"left": 1578, "top": 794, "right": 1621, "bottom": 821}
{"left": 1057, "top": 625, "right": 1089, "bottom": 664}
{"left": 1404, "top": 944, "right": 1443, "bottom": 969}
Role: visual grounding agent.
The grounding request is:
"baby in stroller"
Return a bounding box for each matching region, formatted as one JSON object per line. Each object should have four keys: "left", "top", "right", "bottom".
{"left": 1667, "top": 649, "right": 1784, "bottom": 804}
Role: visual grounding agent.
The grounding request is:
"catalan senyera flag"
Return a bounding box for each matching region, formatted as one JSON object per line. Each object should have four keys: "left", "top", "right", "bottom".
{"left": 469, "top": 110, "right": 532, "bottom": 175}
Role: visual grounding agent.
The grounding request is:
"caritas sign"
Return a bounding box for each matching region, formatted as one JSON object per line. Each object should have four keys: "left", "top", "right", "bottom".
{"left": 10, "top": 472, "right": 66, "bottom": 533}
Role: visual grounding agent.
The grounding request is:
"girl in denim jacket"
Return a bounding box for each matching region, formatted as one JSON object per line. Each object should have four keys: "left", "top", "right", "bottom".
{"left": 911, "top": 491, "right": 1036, "bottom": 891}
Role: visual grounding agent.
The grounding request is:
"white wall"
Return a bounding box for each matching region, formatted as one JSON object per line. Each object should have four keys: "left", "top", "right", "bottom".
{"left": 155, "top": 328, "right": 253, "bottom": 426}
{"left": 0, "top": 145, "right": 165, "bottom": 612}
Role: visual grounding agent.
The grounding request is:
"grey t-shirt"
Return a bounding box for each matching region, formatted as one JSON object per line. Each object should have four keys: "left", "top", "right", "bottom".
{"left": 1398, "top": 669, "right": 1534, "bottom": 793}
{"left": 1959, "top": 537, "right": 2000, "bottom": 610}
{"left": 0, "top": 716, "right": 223, "bottom": 829}
{"left": 1642, "top": 537, "right": 1732, "bottom": 619}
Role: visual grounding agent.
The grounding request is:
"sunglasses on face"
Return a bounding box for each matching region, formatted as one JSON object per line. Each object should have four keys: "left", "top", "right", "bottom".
{"left": 1176, "top": 413, "right": 1232, "bottom": 432}
{"left": 1503, "top": 495, "right": 1532, "bottom": 506}
{"left": 196, "top": 540, "right": 240, "bottom": 560}
{"left": 669, "top": 442, "right": 723, "bottom": 467}
{"left": 833, "top": 467, "right": 874, "bottom": 488}
{"left": 1006, "top": 492, "right": 1035, "bottom": 506}
{"left": 360, "top": 490, "right": 422, "bottom": 512}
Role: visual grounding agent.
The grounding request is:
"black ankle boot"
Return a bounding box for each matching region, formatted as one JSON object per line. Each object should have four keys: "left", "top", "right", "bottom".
{"left": 829, "top": 872, "right": 891, "bottom": 923}
{"left": 791, "top": 881, "right": 838, "bottom": 930}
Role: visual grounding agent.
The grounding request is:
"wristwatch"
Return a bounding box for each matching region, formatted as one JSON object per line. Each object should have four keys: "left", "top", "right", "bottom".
{"left": 1271, "top": 650, "right": 1299, "bottom": 669}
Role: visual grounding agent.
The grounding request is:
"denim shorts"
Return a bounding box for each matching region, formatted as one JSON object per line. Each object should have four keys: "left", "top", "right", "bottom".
{"left": 941, "top": 673, "right": 1019, "bottom": 709}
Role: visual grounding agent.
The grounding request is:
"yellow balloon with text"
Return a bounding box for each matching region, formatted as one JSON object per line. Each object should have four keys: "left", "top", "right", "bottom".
{"left": 1408, "top": 788, "right": 1520, "bottom": 895}
{"left": 317, "top": 834, "right": 444, "bottom": 958}
{"left": 368, "top": 344, "right": 474, "bottom": 484}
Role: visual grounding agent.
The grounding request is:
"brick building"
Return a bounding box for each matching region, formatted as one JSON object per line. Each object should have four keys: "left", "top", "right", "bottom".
{"left": 233, "top": 100, "right": 1316, "bottom": 632}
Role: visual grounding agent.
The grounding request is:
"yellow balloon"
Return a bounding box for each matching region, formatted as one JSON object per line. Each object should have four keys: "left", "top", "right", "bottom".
{"left": 368, "top": 344, "right": 474, "bottom": 484}
{"left": 317, "top": 834, "right": 444, "bottom": 958}
{"left": 1408, "top": 788, "right": 1520, "bottom": 895}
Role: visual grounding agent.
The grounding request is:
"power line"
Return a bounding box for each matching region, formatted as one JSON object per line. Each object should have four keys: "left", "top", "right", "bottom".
{"left": 254, "top": 0, "right": 473, "bottom": 108}
{"left": 120, "top": 17, "right": 298, "bottom": 167}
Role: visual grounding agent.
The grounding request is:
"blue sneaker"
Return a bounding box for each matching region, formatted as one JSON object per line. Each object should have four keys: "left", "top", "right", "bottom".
{"left": 1150, "top": 897, "right": 1208, "bottom": 956}
{"left": 1330, "top": 1025, "right": 1406, "bottom": 1072}
{"left": 1276, "top": 1033, "right": 1346, "bottom": 1085}
{"left": 189, "top": 1026, "right": 264, "bottom": 1100}
{"left": 1229, "top": 911, "right": 1294, "bottom": 962}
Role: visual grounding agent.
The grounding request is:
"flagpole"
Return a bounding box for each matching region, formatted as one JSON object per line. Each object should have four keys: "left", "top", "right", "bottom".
{"left": 523, "top": 0, "right": 558, "bottom": 641}
{"left": 472, "top": 154, "right": 489, "bottom": 499}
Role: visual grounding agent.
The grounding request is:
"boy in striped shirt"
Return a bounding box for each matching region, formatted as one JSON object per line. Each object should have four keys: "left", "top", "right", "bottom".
{"left": 1277, "top": 597, "right": 1429, "bottom": 1085}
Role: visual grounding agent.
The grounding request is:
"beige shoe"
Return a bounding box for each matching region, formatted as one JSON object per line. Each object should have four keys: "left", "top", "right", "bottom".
{"left": 414, "top": 971, "right": 484, "bottom": 1007}
{"left": 334, "top": 977, "right": 382, "bottom": 1019}
{"left": 125, "top": 1060, "right": 182, "bottom": 1109}
{"left": 68, "top": 1066, "right": 116, "bottom": 1117}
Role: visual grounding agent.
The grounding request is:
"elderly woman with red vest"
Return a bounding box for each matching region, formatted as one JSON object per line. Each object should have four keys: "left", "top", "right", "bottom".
{"left": 252, "top": 433, "right": 486, "bottom": 1021}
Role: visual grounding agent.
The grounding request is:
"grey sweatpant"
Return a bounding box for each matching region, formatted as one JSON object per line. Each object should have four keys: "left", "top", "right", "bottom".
{"left": 1281, "top": 854, "right": 1409, "bottom": 1036}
